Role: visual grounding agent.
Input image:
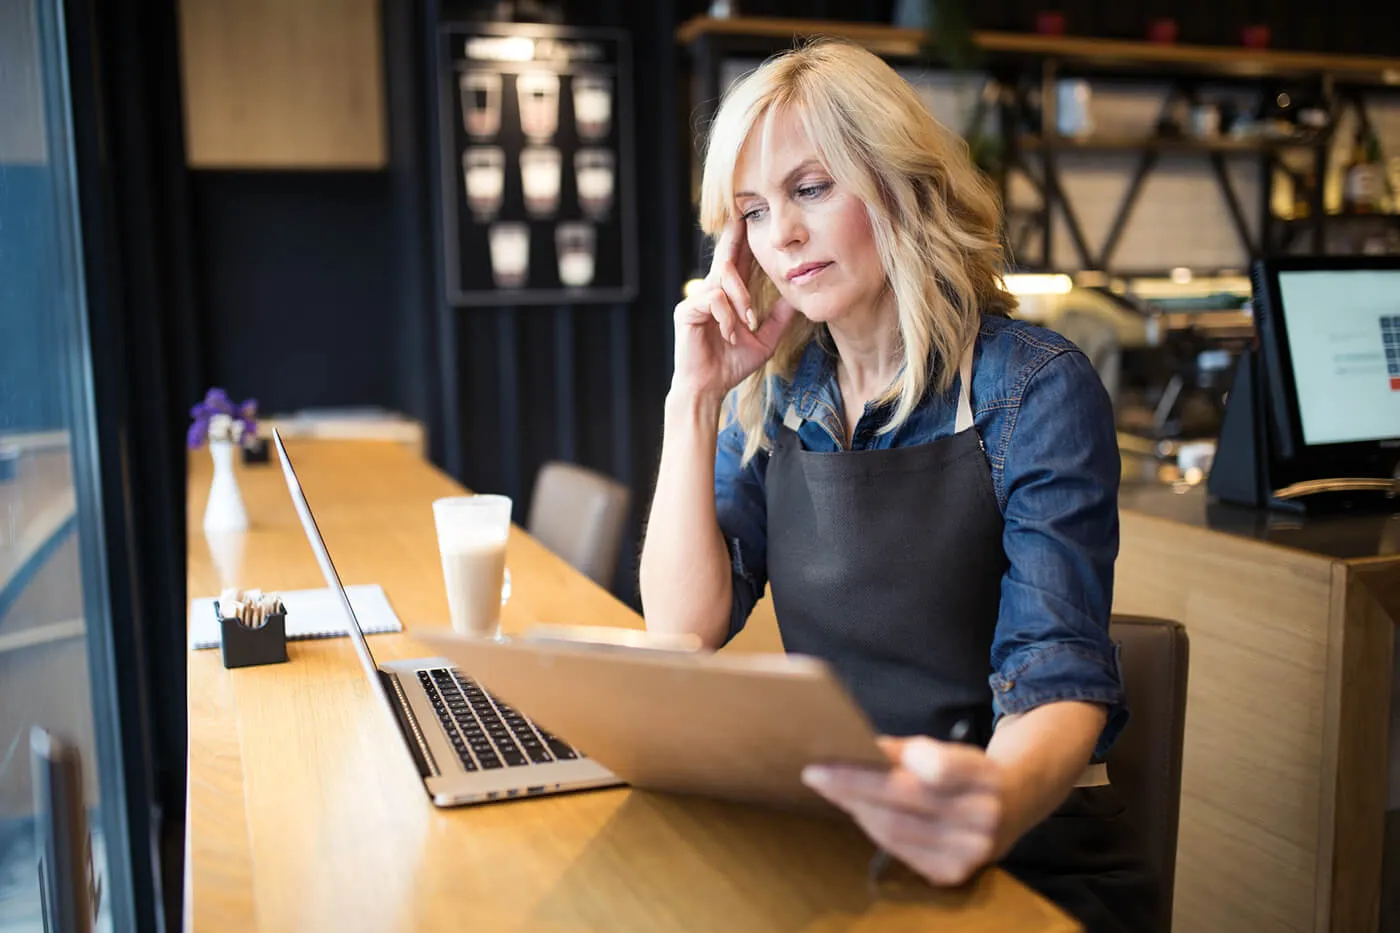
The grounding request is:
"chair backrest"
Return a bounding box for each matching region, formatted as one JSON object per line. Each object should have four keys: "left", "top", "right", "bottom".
{"left": 1106, "top": 614, "right": 1190, "bottom": 933}
{"left": 526, "top": 461, "right": 630, "bottom": 588}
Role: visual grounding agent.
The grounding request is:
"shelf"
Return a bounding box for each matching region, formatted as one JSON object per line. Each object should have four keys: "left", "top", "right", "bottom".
{"left": 1019, "top": 134, "right": 1323, "bottom": 154}
{"left": 1275, "top": 212, "right": 1400, "bottom": 225}
{"left": 676, "top": 16, "right": 1400, "bottom": 84}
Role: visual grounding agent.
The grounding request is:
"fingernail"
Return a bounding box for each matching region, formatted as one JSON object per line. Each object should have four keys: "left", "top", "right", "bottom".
{"left": 802, "top": 766, "right": 830, "bottom": 787}
{"left": 746, "top": 309, "right": 757, "bottom": 330}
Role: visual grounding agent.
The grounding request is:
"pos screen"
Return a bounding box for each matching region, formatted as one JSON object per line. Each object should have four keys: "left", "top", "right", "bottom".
{"left": 1252, "top": 257, "right": 1400, "bottom": 476}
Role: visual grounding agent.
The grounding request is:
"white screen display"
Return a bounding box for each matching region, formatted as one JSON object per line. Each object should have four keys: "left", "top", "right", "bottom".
{"left": 1276, "top": 270, "right": 1400, "bottom": 446}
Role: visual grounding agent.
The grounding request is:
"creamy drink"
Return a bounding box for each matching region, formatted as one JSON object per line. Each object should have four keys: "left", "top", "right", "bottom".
{"left": 440, "top": 534, "right": 507, "bottom": 638}
{"left": 433, "top": 494, "right": 512, "bottom": 640}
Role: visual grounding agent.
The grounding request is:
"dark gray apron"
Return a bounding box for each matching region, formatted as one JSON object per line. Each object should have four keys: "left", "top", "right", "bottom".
{"left": 764, "top": 346, "right": 1156, "bottom": 932}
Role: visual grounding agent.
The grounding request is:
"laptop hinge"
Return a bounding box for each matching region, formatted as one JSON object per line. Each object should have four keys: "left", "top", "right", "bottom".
{"left": 381, "top": 670, "right": 440, "bottom": 779}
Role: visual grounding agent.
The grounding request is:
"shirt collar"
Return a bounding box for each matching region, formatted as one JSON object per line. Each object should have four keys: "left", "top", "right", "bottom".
{"left": 784, "top": 339, "right": 838, "bottom": 422}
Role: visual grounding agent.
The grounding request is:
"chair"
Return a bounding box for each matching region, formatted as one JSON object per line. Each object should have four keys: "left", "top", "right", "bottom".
{"left": 526, "top": 461, "right": 630, "bottom": 588}
{"left": 1106, "top": 615, "right": 1190, "bottom": 933}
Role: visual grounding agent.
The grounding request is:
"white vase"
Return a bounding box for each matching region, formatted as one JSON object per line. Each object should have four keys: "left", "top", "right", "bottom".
{"left": 203, "top": 440, "right": 249, "bottom": 533}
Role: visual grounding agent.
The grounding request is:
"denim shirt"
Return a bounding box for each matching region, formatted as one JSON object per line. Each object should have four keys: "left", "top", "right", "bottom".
{"left": 715, "top": 313, "right": 1128, "bottom": 759}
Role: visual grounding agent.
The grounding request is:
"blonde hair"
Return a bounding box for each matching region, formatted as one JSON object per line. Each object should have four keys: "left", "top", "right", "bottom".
{"left": 699, "top": 39, "right": 1017, "bottom": 464}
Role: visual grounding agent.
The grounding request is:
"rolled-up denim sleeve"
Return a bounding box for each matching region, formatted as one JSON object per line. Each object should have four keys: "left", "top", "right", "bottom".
{"left": 988, "top": 349, "right": 1128, "bottom": 759}
{"left": 715, "top": 409, "right": 770, "bottom": 645}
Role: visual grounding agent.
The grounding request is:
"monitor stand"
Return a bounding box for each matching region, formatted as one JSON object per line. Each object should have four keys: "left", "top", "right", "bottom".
{"left": 1207, "top": 349, "right": 1400, "bottom": 515}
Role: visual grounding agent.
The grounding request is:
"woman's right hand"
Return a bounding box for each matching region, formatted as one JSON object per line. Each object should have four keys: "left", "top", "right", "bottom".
{"left": 671, "top": 218, "right": 798, "bottom": 403}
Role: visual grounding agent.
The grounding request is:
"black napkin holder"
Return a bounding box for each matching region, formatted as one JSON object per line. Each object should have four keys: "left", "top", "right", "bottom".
{"left": 214, "top": 600, "right": 288, "bottom": 668}
{"left": 241, "top": 436, "right": 271, "bottom": 465}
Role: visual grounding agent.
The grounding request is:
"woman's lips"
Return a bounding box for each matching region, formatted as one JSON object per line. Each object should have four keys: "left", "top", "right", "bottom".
{"left": 786, "top": 261, "right": 832, "bottom": 285}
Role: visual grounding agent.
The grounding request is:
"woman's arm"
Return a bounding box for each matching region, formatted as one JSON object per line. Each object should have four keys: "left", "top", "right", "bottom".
{"left": 639, "top": 390, "right": 734, "bottom": 649}
{"left": 984, "top": 700, "right": 1106, "bottom": 858}
{"left": 639, "top": 218, "right": 797, "bottom": 648}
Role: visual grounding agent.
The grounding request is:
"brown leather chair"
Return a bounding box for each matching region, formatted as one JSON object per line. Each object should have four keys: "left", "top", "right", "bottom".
{"left": 1106, "top": 615, "right": 1190, "bottom": 933}
{"left": 526, "top": 461, "right": 630, "bottom": 588}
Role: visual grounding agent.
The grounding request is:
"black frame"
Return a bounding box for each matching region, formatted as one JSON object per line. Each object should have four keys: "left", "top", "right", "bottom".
{"left": 436, "top": 21, "right": 640, "bottom": 307}
{"left": 1250, "top": 255, "right": 1400, "bottom": 484}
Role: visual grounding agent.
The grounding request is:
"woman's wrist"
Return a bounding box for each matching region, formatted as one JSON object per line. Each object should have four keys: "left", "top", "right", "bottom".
{"left": 665, "top": 380, "right": 726, "bottom": 424}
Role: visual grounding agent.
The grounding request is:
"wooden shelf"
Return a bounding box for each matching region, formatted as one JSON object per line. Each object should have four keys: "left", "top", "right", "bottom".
{"left": 676, "top": 15, "right": 1400, "bottom": 83}
{"left": 1019, "top": 133, "right": 1324, "bottom": 154}
{"left": 1276, "top": 211, "right": 1400, "bottom": 225}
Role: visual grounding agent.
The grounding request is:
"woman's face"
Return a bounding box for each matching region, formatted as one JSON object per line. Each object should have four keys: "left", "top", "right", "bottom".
{"left": 733, "top": 107, "right": 887, "bottom": 325}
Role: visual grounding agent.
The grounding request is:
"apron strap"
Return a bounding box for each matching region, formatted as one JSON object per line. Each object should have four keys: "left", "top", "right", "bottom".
{"left": 954, "top": 342, "right": 975, "bottom": 434}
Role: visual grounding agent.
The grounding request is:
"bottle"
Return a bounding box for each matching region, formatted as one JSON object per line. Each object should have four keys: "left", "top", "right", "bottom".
{"left": 1292, "top": 169, "right": 1316, "bottom": 219}
{"left": 1343, "top": 130, "right": 1384, "bottom": 214}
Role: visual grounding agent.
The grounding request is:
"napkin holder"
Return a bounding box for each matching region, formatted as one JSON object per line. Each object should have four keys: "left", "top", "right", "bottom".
{"left": 214, "top": 599, "right": 288, "bottom": 669}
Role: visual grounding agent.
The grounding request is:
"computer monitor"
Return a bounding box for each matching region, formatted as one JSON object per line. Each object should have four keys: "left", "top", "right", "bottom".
{"left": 1248, "top": 255, "right": 1400, "bottom": 496}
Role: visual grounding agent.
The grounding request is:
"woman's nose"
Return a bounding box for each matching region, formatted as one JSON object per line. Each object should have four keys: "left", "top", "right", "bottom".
{"left": 767, "top": 203, "right": 806, "bottom": 252}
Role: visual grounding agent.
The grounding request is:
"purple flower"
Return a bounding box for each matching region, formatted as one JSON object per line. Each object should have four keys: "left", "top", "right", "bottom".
{"left": 188, "top": 388, "right": 259, "bottom": 449}
{"left": 202, "top": 388, "right": 234, "bottom": 414}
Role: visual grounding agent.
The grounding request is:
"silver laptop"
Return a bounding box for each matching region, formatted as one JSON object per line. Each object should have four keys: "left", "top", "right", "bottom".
{"left": 272, "top": 430, "right": 623, "bottom": 807}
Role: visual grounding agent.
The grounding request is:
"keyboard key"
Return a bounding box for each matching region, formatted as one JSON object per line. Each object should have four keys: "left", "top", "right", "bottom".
{"left": 546, "top": 739, "right": 578, "bottom": 760}
{"left": 478, "top": 753, "right": 503, "bottom": 769}
{"left": 525, "top": 745, "right": 553, "bottom": 764}
{"left": 499, "top": 748, "right": 527, "bottom": 767}
{"left": 456, "top": 754, "right": 478, "bottom": 771}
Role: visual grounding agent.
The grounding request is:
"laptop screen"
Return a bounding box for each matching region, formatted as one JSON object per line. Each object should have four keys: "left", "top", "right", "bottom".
{"left": 273, "top": 430, "right": 398, "bottom": 712}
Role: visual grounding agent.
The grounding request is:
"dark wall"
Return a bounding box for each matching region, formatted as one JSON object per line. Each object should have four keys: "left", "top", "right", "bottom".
{"left": 191, "top": 172, "right": 405, "bottom": 414}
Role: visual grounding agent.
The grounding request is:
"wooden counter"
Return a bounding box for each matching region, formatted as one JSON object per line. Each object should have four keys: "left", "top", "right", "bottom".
{"left": 1115, "top": 484, "right": 1400, "bottom": 933}
{"left": 184, "top": 439, "right": 1078, "bottom": 932}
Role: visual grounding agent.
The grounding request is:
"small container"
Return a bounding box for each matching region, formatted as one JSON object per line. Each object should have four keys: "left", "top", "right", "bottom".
{"left": 241, "top": 436, "right": 270, "bottom": 465}
{"left": 215, "top": 600, "right": 288, "bottom": 669}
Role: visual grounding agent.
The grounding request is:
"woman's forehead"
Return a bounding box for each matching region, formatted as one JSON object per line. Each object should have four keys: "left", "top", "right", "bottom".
{"left": 735, "top": 106, "right": 820, "bottom": 189}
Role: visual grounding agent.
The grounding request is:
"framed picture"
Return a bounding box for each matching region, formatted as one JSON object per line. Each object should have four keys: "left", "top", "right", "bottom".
{"left": 438, "top": 22, "right": 638, "bottom": 306}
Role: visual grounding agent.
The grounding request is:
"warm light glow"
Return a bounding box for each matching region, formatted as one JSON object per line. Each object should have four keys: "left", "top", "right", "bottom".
{"left": 1001, "top": 273, "right": 1073, "bottom": 296}
{"left": 1170, "top": 267, "right": 1193, "bottom": 284}
{"left": 683, "top": 278, "right": 707, "bottom": 299}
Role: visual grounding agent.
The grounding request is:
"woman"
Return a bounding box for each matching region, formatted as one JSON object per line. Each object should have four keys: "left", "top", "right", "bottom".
{"left": 638, "top": 39, "right": 1152, "bottom": 931}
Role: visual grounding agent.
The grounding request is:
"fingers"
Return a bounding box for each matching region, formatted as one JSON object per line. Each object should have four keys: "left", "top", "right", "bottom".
{"left": 711, "top": 216, "right": 749, "bottom": 280}
{"left": 718, "top": 264, "right": 754, "bottom": 330}
{"left": 804, "top": 764, "right": 1002, "bottom": 830}
{"left": 753, "top": 297, "right": 798, "bottom": 348}
{"left": 846, "top": 801, "right": 994, "bottom": 887}
{"left": 811, "top": 738, "right": 998, "bottom": 795}
{"left": 706, "top": 287, "right": 743, "bottom": 345}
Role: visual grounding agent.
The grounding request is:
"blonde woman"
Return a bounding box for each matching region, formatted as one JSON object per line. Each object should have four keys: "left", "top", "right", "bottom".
{"left": 639, "top": 39, "right": 1151, "bottom": 931}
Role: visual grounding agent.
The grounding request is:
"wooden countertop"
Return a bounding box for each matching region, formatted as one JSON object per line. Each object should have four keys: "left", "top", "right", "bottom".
{"left": 184, "top": 439, "right": 1079, "bottom": 932}
{"left": 1119, "top": 482, "right": 1400, "bottom": 561}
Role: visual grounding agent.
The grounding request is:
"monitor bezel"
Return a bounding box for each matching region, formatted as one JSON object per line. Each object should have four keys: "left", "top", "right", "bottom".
{"left": 1251, "top": 255, "right": 1400, "bottom": 487}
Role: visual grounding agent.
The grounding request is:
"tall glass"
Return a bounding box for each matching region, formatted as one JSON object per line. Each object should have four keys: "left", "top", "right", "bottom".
{"left": 433, "top": 495, "right": 512, "bottom": 641}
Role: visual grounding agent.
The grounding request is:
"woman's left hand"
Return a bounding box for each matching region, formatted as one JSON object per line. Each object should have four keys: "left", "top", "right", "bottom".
{"left": 802, "top": 736, "right": 1006, "bottom": 887}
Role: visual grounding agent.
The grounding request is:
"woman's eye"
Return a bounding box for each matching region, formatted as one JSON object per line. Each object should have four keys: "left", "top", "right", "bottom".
{"left": 740, "top": 206, "right": 766, "bottom": 222}
{"left": 795, "top": 182, "right": 831, "bottom": 199}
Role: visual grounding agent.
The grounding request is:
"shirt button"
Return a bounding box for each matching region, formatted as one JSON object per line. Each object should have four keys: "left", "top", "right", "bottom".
{"left": 1000, "top": 680, "right": 1014, "bottom": 691}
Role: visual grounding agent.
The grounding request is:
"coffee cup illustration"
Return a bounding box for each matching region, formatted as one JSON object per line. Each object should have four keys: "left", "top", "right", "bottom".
{"left": 572, "top": 74, "right": 612, "bottom": 141}
{"left": 517, "top": 71, "right": 560, "bottom": 142}
{"left": 463, "top": 147, "right": 504, "bottom": 220}
{"left": 459, "top": 72, "right": 501, "bottom": 139}
{"left": 489, "top": 222, "right": 530, "bottom": 289}
{"left": 521, "top": 146, "right": 562, "bottom": 218}
{"left": 556, "top": 223, "right": 596, "bottom": 288}
{"left": 575, "top": 149, "right": 615, "bottom": 220}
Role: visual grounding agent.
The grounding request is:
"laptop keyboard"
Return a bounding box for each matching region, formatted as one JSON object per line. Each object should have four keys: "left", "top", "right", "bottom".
{"left": 417, "top": 668, "right": 581, "bottom": 772}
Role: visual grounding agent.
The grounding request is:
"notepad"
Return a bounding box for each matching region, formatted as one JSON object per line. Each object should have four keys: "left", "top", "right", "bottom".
{"left": 189, "top": 583, "right": 402, "bottom": 650}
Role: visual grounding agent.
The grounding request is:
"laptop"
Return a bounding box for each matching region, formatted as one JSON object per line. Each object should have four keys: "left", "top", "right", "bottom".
{"left": 272, "top": 430, "right": 623, "bottom": 807}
